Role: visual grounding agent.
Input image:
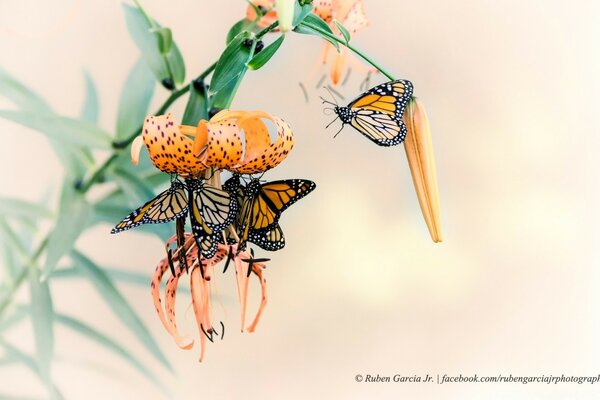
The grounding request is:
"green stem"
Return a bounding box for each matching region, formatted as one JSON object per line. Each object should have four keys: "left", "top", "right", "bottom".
{"left": 77, "top": 61, "right": 217, "bottom": 193}
{"left": 302, "top": 22, "right": 396, "bottom": 81}
{"left": 256, "top": 21, "right": 279, "bottom": 40}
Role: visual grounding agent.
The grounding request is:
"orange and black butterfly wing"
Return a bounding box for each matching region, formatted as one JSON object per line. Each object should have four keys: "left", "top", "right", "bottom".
{"left": 248, "top": 223, "right": 285, "bottom": 251}
{"left": 344, "top": 79, "right": 413, "bottom": 146}
{"left": 111, "top": 181, "right": 188, "bottom": 233}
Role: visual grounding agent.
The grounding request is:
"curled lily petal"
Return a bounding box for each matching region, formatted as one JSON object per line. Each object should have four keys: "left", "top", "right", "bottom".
{"left": 246, "top": 262, "right": 268, "bottom": 333}
{"left": 403, "top": 98, "right": 442, "bottom": 243}
{"left": 231, "top": 111, "right": 295, "bottom": 174}
{"left": 130, "top": 135, "right": 144, "bottom": 166}
{"left": 142, "top": 114, "right": 207, "bottom": 177}
{"left": 314, "top": 0, "right": 334, "bottom": 23}
{"left": 204, "top": 119, "right": 244, "bottom": 169}
{"left": 190, "top": 266, "right": 208, "bottom": 362}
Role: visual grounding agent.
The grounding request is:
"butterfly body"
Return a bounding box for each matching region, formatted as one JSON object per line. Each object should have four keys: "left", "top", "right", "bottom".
{"left": 332, "top": 79, "right": 413, "bottom": 147}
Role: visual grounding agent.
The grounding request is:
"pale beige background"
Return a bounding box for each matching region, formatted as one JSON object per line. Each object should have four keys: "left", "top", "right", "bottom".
{"left": 1, "top": 0, "right": 600, "bottom": 399}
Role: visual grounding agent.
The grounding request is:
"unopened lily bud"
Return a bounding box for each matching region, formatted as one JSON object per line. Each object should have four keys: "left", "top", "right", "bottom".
{"left": 402, "top": 98, "right": 442, "bottom": 243}
{"left": 276, "top": 0, "right": 295, "bottom": 33}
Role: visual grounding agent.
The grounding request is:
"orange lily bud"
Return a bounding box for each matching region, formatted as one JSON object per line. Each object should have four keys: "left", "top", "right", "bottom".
{"left": 402, "top": 98, "right": 442, "bottom": 243}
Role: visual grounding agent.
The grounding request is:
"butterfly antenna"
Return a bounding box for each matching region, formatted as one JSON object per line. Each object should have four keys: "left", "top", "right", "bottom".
{"left": 319, "top": 96, "right": 337, "bottom": 107}
{"left": 326, "top": 84, "right": 345, "bottom": 101}
{"left": 323, "top": 86, "right": 339, "bottom": 106}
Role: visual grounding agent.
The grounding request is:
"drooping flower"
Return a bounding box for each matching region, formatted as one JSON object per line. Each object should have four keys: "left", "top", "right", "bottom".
{"left": 152, "top": 234, "right": 269, "bottom": 361}
{"left": 131, "top": 110, "right": 295, "bottom": 177}
{"left": 402, "top": 98, "right": 442, "bottom": 243}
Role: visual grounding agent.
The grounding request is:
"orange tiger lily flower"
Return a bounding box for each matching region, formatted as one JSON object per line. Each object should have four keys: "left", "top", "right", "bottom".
{"left": 152, "top": 234, "right": 269, "bottom": 361}
{"left": 246, "top": 0, "right": 278, "bottom": 28}
{"left": 131, "top": 114, "right": 208, "bottom": 178}
{"left": 184, "top": 109, "right": 295, "bottom": 175}
{"left": 402, "top": 98, "right": 442, "bottom": 243}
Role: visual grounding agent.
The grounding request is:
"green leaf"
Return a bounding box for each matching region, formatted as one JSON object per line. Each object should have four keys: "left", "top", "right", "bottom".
{"left": 153, "top": 27, "right": 172, "bottom": 55}
{"left": 0, "top": 198, "right": 53, "bottom": 220}
{"left": 28, "top": 268, "right": 55, "bottom": 387}
{"left": 181, "top": 82, "right": 208, "bottom": 126}
{"left": 0, "top": 220, "right": 29, "bottom": 261}
{"left": 122, "top": 4, "right": 186, "bottom": 85}
{"left": 294, "top": 14, "right": 340, "bottom": 51}
{"left": 0, "top": 110, "right": 112, "bottom": 149}
{"left": 71, "top": 251, "right": 172, "bottom": 370}
{"left": 112, "top": 167, "right": 155, "bottom": 207}
{"left": 226, "top": 19, "right": 255, "bottom": 44}
{"left": 55, "top": 313, "right": 166, "bottom": 392}
{"left": 0, "top": 340, "right": 63, "bottom": 400}
{"left": 292, "top": 2, "right": 314, "bottom": 27}
{"left": 248, "top": 35, "right": 285, "bottom": 70}
{"left": 116, "top": 59, "right": 155, "bottom": 140}
{"left": 79, "top": 71, "right": 99, "bottom": 124}
{"left": 42, "top": 184, "right": 92, "bottom": 279}
{"left": 0, "top": 305, "right": 28, "bottom": 332}
{"left": 209, "top": 31, "right": 254, "bottom": 108}
{"left": 0, "top": 66, "right": 51, "bottom": 112}
{"left": 333, "top": 20, "right": 351, "bottom": 44}
{"left": 52, "top": 267, "right": 150, "bottom": 287}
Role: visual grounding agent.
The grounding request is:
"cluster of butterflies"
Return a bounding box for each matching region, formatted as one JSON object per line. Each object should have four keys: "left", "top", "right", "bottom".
{"left": 111, "top": 173, "right": 316, "bottom": 260}
{"left": 327, "top": 78, "right": 414, "bottom": 147}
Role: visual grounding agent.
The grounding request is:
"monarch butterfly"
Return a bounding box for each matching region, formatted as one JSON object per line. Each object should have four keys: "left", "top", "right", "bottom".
{"left": 223, "top": 175, "right": 316, "bottom": 251}
{"left": 185, "top": 178, "right": 237, "bottom": 259}
{"left": 325, "top": 79, "right": 413, "bottom": 147}
{"left": 111, "top": 180, "right": 188, "bottom": 234}
{"left": 112, "top": 178, "right": 236, "bottom": 259}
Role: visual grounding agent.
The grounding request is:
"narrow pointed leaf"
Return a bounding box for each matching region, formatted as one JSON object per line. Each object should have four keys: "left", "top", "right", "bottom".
{"left": 116, "top": 59, "right": 155, "bottom": 140}
{"left": 292, "top": 2, "right": 314, "bottom": 26}
{"left": 55, "top": 313, "right": 166, "bottom": 392}
{"left": 0, "top": 198, "right": 53, "bottom": 220}
{"left": 210, "top": 31, "right": 254, "bottom": 108}
{"left": 248, "top": 35, "right": 285, "bottom": 70}
{"left": 79, "top": 71, "right": 99, "bottom": 124}
{"left": 42, "top": 184, "right": 92, "bottom": 279}
{"left": 28, "top": 268, "right": 55, "bottom": 386}
{"left": 295, "top": 14, "right": 340, "bottom": 51}
{"left": 0, "top": 110, "right": 111, "bottom": 149}
{"left": 122, "top": 4, "right": 185, "bottom": 85}
{"left": 71, "top": 251, "right": 172, "bottom": 370}
{"left": 181, "top": 82, "right": 208, "bottom": 126}
{"left": 153, "top": 27, "right": 172, "bottom": 55}
{"left": 226, "top": 19, "right": 256, "bottom": 44}
{"left": 0, "top": 66, "right": 51, "bottom": 112}
{"left": 333, "top": 20, "right": 351, "bottom": 44}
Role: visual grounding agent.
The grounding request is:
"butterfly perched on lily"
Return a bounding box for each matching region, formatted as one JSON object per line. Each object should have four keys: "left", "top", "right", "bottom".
{"left": 111, "top": 176, "right": 237, "bottom": 259}
{"left": 323, "top": 79, "right": 414, "bottom": 146}
{"left": 111, "top": 173, "right": 315, "bottom": 255}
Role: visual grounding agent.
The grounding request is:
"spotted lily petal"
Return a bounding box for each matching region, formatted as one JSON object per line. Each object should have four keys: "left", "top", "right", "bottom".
{"left": 142, "top": 114, "right": 207, "bottom": 177}
{"left": 403, "top": 98, "right": 442, "bottom": 243}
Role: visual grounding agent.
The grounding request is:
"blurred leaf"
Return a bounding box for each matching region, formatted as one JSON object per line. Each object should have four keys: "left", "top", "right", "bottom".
{"left": 292, "top": 2, "right": 314, "bottom": 26}
{"left": 153, "top": 27, "right": 172, "bottom": 55}
{"left": 52, "top": 267, "right": 150, "bottom": 287}
{"left": 116, "top": 59, "right": 155, "bottom": 141}
{"left": 42, "top": 184, "right": 92, "bottom": 279}
{"left": 294, "top": 14, "right": 340, "bottom": 51}
{"left": 0, "top": 340, "right": 63, "bottom": 400}
{"left": 122, "top": 4, "right": 185, "bottom": 85}
{"left": 0, "top": 220, "right": 29, "bottom": 261}
{"left": 0, "top": 305, "right": 28, "bottom": 332}
{"left": 71, "top": 251, "right": 172, "bottom": 371}
{"left": 54, "top": 313, "right": 165, "bottom": 392}
{"left": 333, "top": 20, "right": 351, "bottom": 44}
{"left": 28, "top": 268, "right": 54, "bottom": 388}
{"left": 0, "top": 198, "right": 53, "bottom": 220}
{"left": 112, "top": 167, "right": 155, "bottom": 207}
{"left": 0, "top": 66, "right": 51, "bottom": 112}
{"left": 79, "top": 71, "right": 99, "bottom": 124}
{"left": 0, "top": 110, "right": 112, "bottom": 149}
{"left": 0, "top": 240, "right": 18, "bottom": 282}
{"left": 181, "top": 82, "right": 208, "bottom": 126}
{"left": 226, "top": 19, "right": 256, "bottom": 44}
{"left": 248, "top": 35, "right": 285, "bottom": 70}
{"left": 210, "top": 31, "right": 254, "bottom": 108}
